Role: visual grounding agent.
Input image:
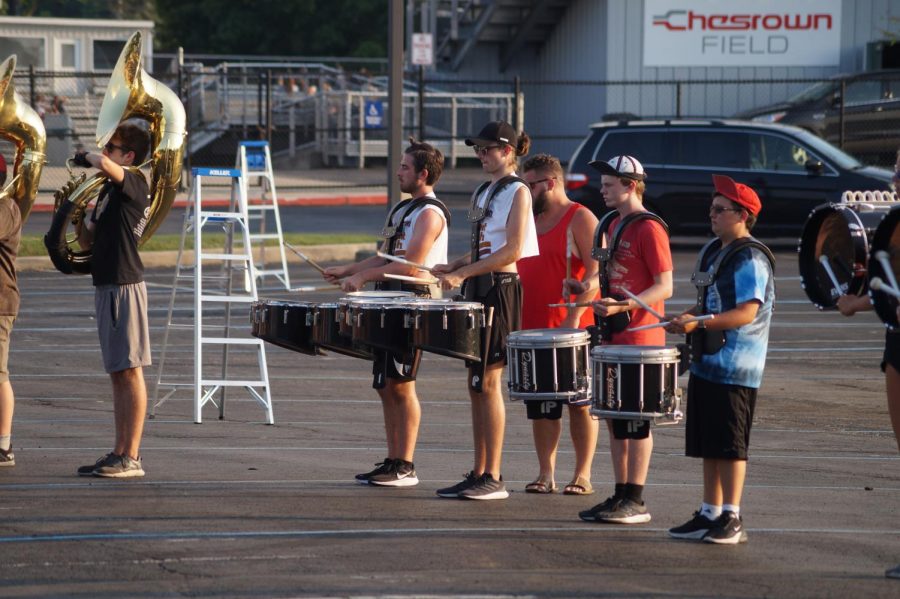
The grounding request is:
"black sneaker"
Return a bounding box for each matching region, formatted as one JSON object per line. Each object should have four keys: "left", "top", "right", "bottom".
{"left": 93, "top": 455, "right": 145, "bottom": 478}
{"left": 436, "top": 471, "right": 479, "bottom": 498}
{"left": 77, "top": 452, "right": 118, "bottom": 477}
{"left": 369, "top": 459, "right": 419, "bottom": 487}
{"left": 578, "top": 495, "right": 621, "bottom": 522}
{"left": 0, "top": 447, "right": 14, "bottom": 467}
{"left": 355, "top": 458, "right": 394, "bottom": 485}
{"left": 703, "top": 510, "right": 747, "bottom": 544}
{"left": 459, "top": 473, "right": 509, "bottom": 500}
{"left": 669, "top": 511, "right": 716, "bottom": 540}
{"left": 596, "top": 497, "right": 651, "bottom": 524}
{"left": 886, "top": 564, "right": 900, "bottom": 579}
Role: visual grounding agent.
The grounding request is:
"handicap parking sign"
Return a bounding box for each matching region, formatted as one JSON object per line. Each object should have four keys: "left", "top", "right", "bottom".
{"left": 364, "top": 100, "right": 383, "bottom": 129}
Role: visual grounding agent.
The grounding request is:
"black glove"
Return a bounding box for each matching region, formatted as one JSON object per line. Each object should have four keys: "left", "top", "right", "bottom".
{"left": 72, "top": 152, "right": 91, "bottom": 168}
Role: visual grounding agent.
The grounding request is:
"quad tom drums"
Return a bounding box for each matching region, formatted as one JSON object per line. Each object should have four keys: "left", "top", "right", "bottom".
{"left": 506, "top": 329, "right": 591, "bottom": 404}
{"left": 250, "top": 300, "right": 321, "bottom": 356}
{"left": 409, "top": 300, "right": 484, "bottom": 362}
{"left": 590, "top": 345, "right": 682, "bottom": 423}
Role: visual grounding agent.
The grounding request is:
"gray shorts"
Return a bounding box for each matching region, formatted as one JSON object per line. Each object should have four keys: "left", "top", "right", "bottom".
{"left": 95, "top": 282, "right": 151, "bottom": 374}
{"left": 0, "top": 314, "right": 14, "bottom": 383}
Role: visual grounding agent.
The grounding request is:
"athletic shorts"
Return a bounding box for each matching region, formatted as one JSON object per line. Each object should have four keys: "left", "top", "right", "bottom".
{"left": 882, "top": 331, "right": 900, "bottom": 374}
{"left": 95, "top": 282, "right": 151, "bottom": 374}
{"left": 610, "top": 418, "right": 651, "bottom": 440}
{"left": 685, "top": 373, "right": 757, "bottom": 460}
{"left": 0, "top": 315, "right": 14, "bottom": 383}
{"left": 466, "top": 274, "right": 522, "bottom": 388}
{"left": 372, "top": 347, "right": 422, "bottom": 389}
{"left": 526, "top": 400, "right": 591, "bottom": 421}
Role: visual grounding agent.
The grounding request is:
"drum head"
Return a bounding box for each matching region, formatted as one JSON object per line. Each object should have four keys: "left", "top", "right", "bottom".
{"left": 870, "top": 206, "right": 900, "bottom": 330}
{"left": 345, "top": 291, "right": 414, "bottom": 298}
{"left": 798, "top": 203, "right": 875, "bottom": 309}
{"left": 507, "top": 328, "right": 590, "bottom": 348}
{"left": 591, "top": 344, "right": 679, "bottom": 363}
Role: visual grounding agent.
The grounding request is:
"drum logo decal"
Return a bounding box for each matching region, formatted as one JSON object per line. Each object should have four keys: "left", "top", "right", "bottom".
{"left": 519, "top": 352, "right": 533, "bottom": 391}
{"left": 605, "top": 364, "right": 617, "bottom": 408}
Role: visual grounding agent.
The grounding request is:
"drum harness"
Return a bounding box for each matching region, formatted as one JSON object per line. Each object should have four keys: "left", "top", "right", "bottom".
{"left": 592, "top": 210, "right": 669, "bottom": 343}
{"left": 688, "top": 236, "right": 776, "bottom": 362}
{"left": 376, "top": 195, "right": 451, "bottom": 296}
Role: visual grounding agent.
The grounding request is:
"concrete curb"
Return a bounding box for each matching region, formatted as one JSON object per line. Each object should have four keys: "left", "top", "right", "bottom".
{"left": 16, "top": 242, "right": 378, "bottom": 272}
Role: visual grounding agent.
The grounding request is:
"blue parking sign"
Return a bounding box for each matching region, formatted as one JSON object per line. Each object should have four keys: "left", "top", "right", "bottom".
{"left": 364, "top": 100, "right": 383, "bottom": 129}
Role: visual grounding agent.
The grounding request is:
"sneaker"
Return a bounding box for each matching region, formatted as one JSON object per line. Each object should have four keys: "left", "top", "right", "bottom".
{"left": 369, "top": 459, "right": 419, "bottom": 487}
{"left": 579, "top": 495, "right": 621, "bottom": 522}
{"left": 459, "top": 473, "right": 509, "bottom": 501}
{"left": 77, "top": 452, "right": 119, "bottom": 477}
{"left": 596, "top": 497, "right": 652, "bottom": 524}
{"left": 702, "top": 510, "right": 747, "bottom": 544}
{"left": 886, "top": 564, "right": 900, "bottom": 579}
{"left": 669, "top": 511, "right": 716, "bottom": 540}
{"left": 436, "top": 471, "right": 479, "bottom": 498}
{"left": 0, "top": 447, "right": 14, "bottom": 467}
{"left": 355, "top": 458, "right": 394, "bottom": 485}
{"left": 93, "top": 454, "right": 145, "bottom": 478}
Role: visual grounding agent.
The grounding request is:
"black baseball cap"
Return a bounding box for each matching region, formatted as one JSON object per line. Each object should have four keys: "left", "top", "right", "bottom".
{"left": 465, "top": 120, "right": 518, "bottom": 148}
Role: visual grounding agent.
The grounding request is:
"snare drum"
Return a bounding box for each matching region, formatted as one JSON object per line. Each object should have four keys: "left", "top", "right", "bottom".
{"left": 250, "top": 300, "right": 320, "bottom": 356}
{"left": 410, "top": 300, "right": 484, "bottom": 362}
{"left": 312, "top": 302, "right": 373, "bottom": 360}
{"left": 351, "top": 299, "right": 418, "bottom": 354}
{"left": 590, "top": 345, "right": 682, "bottom": 423}
{"left": 506, "top": 329, "right": 591, "bottom": 404}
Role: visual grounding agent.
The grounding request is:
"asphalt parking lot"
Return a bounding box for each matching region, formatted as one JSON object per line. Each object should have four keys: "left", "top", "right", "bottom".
{"left": 1, "top": 240, "right": 897, "bottom": 597}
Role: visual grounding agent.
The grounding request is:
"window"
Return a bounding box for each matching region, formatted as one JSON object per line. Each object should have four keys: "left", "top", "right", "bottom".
{"left": 0, "top": 37, "right": 45, "bottom": 68}
{"left": 60, "top": 42, "right": 76, "bottom": 69}
{"left": 669, "top": 131, "right": 751, "bottom": 170}
{"left": 748, "top": 134, "right": 812, "bottom": 173}
{"left": 595, "top": 131, "right": 666, "bottom": 166}
{"left": 844, "top": 80, "right": 883, "bottom": 104}
{"left": 93, "top": 40, "right": 126, "bottom": 70}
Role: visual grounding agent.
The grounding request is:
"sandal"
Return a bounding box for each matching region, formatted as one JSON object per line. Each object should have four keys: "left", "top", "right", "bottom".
{"left": 563, "top": 476, "right": 594, "bottom": 495}
{"left": 525, "top": 477, "right": 557, "bottom": 494}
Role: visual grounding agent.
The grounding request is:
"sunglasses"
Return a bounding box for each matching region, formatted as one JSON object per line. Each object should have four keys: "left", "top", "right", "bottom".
{"left": 710, "top": 205, "right": 744, "bottom": 215}
{"left": 473, "top": 145, "right": 501, "bottom": 155}
{"left": 527, "top": 177, "right": 554, "bottom": 190}
{"left": 104, "top": 142, "right": 131, "bottom": 154}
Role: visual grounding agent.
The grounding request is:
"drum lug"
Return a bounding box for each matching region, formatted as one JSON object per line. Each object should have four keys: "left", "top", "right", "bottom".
{"left": 442, "top": 309, "right": 448, "bottom": 330}
{"left": 380, "top": 310, "right": 386, "bottom": 328}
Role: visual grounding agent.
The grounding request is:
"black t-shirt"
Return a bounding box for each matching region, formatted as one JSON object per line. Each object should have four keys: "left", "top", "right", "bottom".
{"left": 0, "top": 197, "right": 21, "bottom": 316}
{"left": 90, "top": 169, "right": 151, "bottom": 286}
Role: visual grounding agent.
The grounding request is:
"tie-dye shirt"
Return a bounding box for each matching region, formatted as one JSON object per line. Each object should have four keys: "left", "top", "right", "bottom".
{"left": 690, "top": 244, "right": 775, "bottom": 389}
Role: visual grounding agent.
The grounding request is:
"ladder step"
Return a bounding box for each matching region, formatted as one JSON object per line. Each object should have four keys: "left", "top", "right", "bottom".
{"left": 156, "top": 382, "right": 195, "bottom": 388}
{"left": 199, "top": 295, "right": 256, "bottom": 303}
{"left": 247, "top": 205, "right": 276, "bottom": 211}
{"left": 201, "top": 337, "right": 264, "bottom": 345}
{"left": 200, "top": 211, "right": 244, "bottom": 220}
{"left": 199, "top": 253, "right": 252, "bottom": 261}
{"left": 201, "top": 380, "right": 268, "bottom": 387}
{"left": 248, "top": 234, "right": 281, "bottom": 240}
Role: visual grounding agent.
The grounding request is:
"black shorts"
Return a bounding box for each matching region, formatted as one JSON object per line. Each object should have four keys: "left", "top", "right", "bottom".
{"left": 882, "top": 331, "right": 900, "bottom": 374}
{"left": 372, "top": 347, "right": 422, "bottom": 389}
{"left": 466, "top": 273, "right": 522, "bottom": 376}
{"left": 526, "top": 400, "right": 564, "bottom": 420}
{"left": 610, "top": 418, "right": 651, "bottom": 440}
{"left": 685, "top": 373, "right": 757, "bottom": 460}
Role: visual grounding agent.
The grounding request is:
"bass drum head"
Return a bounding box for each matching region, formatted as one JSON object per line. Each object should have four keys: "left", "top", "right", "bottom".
{"left": 798, "top": 203, "right": 872, "bottom": 310}
{"left": 870, "top": 206, "right": 900, "bottom": 330}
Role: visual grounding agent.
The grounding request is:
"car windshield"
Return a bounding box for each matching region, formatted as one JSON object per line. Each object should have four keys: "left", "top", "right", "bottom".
{"left": 791, "top": 128, "right": 863, "bottom": 169}
{"left": 787, "top": 80, "right": 837, "bottom": 104}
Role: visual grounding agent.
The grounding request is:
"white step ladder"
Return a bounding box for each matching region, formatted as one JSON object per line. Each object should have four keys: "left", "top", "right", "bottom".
{"left": 237, "top": 140, "right": 291, "bottom": 290}
{"left": 151, "top": 166, "right": 275, "bottom": 424}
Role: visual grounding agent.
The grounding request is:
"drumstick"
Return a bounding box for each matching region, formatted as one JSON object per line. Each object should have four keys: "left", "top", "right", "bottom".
{"left": 818, "top": 255, "right": 843, "bottom": 296}
{"left": 283, "top": 241, "right": 326, "bottom": 274}
{"left": 384, "top": 272, "right": 439, "bottom": 285}
{"left": 548, "top": 300, "right": 629, "bottom": 308}
{"left": 870, "top": 277, "right": 900, "bottom": 300}
{"left": 376, "top": 251, "right": 435, "bottom": 273}
{"left": 627, "top": 314, "right": 715, "bottom": 332}
{"left": 620, "top": 288, "right": 666, "bottom": 321}
{"left": 291, "top": 285, "right": 341, "bottom": 293}
{"left": 874, "top": 251, "right": 900, "bottom": 292}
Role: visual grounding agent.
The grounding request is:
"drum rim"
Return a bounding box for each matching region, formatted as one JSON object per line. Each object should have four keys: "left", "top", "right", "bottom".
{"left": 507, "top": 328, "right": 590, "bottom": 348}
{"left": 591, "top": 345, "right": 680, "bottom": 360}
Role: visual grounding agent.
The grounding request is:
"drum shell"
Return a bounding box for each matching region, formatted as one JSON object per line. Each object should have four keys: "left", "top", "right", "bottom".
{"left": 351, "top": 302, "right": 413, "bottom": 354}
{"left": 590, "top": 345, "right": 681, "bottom": 421}
{"left": 869, "top": 205, "right": 900, "bottom": 330}
{"left": 798, "top": 203, "right": 884, "bottom": 309}
{"left": 411, "top": 302, "right": 483, "bottom": 362}
{"left": 312, "top": 303, "right": 373, "bottom": 360}
{"left": 506, "top": 329, "right": 591, "bottom": 403}
{"left": 250, "top": 300, "right": 320, "bottom": 356}
{"left": 338, "top": 291, "right": 415, "bottom": 338}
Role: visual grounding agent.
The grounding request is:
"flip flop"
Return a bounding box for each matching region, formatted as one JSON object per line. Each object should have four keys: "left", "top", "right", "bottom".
{"left": 563, "top": 476, "right": 594, "bottom": 495}
{"left": 525, "top": 477, "right": 557, "bottom": 494}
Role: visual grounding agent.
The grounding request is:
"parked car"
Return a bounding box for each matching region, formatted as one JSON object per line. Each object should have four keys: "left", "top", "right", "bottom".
{"left": 564, "top": 119, "right": 893, "bottom": 237}
{"left": 734, "top": 70, "right": 900, "bottom": 165}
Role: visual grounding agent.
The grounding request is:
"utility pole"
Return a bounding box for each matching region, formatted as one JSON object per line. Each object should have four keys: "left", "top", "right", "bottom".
{"left": 387, "top": 0, "right": 404, "bottom": 209}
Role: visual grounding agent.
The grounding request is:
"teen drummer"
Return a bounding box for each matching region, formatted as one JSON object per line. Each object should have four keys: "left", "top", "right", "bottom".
{"left": 322, "top": 138, "right": 449, "bottom": 487}
{"left": 433, "top": 120, "right": 538, "bottom": 500}
{"left": 665, "top": 175, "right": 775, "bottom": 544}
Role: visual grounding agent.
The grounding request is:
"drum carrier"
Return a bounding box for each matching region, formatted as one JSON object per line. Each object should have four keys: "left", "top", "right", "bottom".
{"left": 376, "top": 195, "right": 450, "bottom": 295}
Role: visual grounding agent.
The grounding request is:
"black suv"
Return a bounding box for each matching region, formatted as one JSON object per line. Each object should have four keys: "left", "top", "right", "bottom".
{"left": 564, "top": 119, "right": 893, "bottom": 237}
{"left": 734, "top": 70, "right": 900, "bottom": 165}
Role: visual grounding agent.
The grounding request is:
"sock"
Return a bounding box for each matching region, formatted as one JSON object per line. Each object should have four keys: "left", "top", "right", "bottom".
{"left": 0, "top": 435, "right": 9, "bottom": 452}
{"left": 624, "top": 482, "right": 644, "bottom": 503}
{"left": 700, "top": 502, "right": 722, "bottom": 519}
{"left": 614, "top": 482, "right": 626, "bottom": 499}
{"left": 722, "top": 503, "right": 740, "bottom": 516}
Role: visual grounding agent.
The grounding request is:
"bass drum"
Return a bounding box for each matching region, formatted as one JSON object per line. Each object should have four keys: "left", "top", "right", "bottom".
{"left": 869, "top": 205, "right": 900, "bottom": 330}
{"left": 798, "top": 203, "right": 884, "bottom": 309}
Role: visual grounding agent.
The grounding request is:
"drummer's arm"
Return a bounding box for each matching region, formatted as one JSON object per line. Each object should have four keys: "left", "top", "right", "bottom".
{"left": 837, "top": 294, "right": 872, "bottom": 317}
{"left": 562, "top": 208, "right": 600, "bottom": 326}
{"left": 701, "top": 300, "right": 759, "bottom": 332}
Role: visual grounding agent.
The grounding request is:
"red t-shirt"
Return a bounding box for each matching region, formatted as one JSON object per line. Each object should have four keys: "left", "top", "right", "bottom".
{"left": 518, "top": 204, "right": 597, "bottom": 330}
{"left": 604, "top": 215, "right": 672, "bottom": 346}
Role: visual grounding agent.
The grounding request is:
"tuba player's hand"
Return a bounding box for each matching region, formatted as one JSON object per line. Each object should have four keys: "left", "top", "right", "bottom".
{"left": 72, "top": 152, "right": 92, "bottom": 168}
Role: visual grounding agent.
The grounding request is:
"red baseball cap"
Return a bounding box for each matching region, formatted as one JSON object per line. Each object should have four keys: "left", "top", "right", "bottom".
{"left": 712, "top": 174, "right": 761, "bottom": 216}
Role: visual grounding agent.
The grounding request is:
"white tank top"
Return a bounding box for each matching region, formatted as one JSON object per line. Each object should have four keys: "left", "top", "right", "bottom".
{"left": 473, "top": 175, "right": 539, "bottom": 261}
{"left": 390, "top": 194, "right": 448, "bottom": 267}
